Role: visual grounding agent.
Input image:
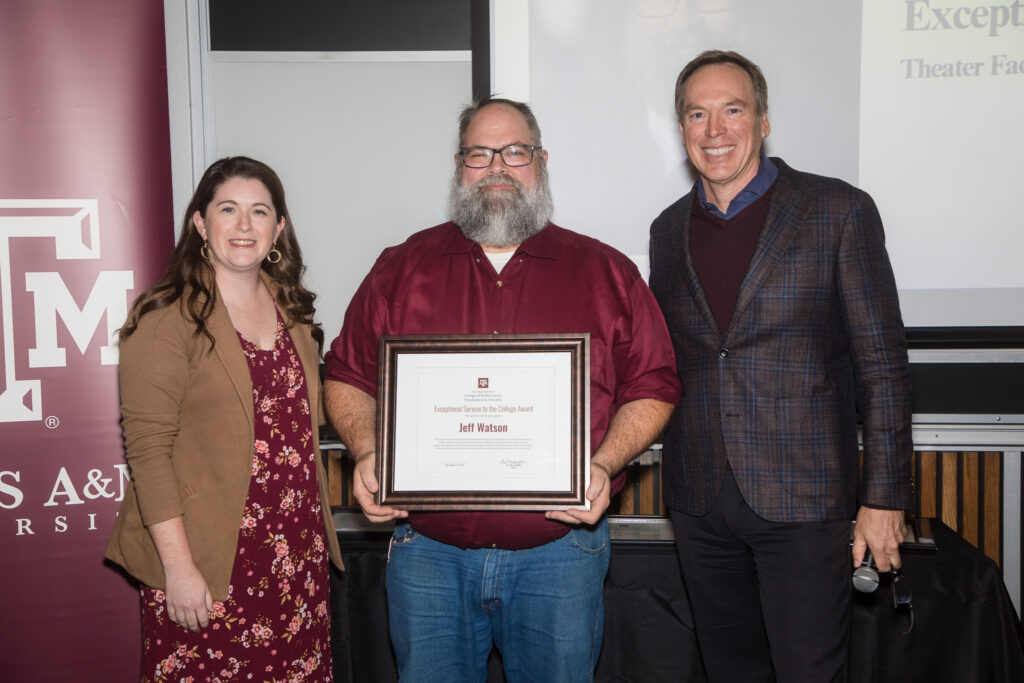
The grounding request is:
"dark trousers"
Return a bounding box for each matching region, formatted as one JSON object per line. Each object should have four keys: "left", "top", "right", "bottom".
{"left": 670, "top": 471, "right": 851, "bottom": 683}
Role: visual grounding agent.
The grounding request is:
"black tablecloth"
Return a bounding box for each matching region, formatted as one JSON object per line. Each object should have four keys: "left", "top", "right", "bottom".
{"left": 329, "top": 520, "right": 1024, "bottom": 682}
{"left": 849, "top": 521, "right": 1024, "bottom": 682}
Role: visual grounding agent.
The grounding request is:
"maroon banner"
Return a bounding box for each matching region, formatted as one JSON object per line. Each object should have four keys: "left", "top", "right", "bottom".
{"left": 0, "top": 1, "right": 173, "bottom": 679}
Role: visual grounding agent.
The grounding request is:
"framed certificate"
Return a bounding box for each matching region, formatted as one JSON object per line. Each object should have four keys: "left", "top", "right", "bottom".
{"left": 375, "top": 333, "right": 591, "bottom": 510}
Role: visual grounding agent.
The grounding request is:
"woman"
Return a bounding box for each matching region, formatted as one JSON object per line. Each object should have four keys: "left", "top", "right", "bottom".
{"left": 106, "top": 157, "right": 343, "bottom": 682}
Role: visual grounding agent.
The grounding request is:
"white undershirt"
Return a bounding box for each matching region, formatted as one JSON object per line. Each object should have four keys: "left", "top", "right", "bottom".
{"left": 484, "top": 250, "right": 516, "bottom": 274}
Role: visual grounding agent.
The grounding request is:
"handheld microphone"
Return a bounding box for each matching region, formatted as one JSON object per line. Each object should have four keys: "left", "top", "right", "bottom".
{"left": 852, "top": 550, "right": 880, "bottom": 593}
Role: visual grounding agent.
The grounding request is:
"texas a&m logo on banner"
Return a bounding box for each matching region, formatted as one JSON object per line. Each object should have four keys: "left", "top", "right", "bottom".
{"left": 0, "top": 199, "right": 134, "bottom": 423}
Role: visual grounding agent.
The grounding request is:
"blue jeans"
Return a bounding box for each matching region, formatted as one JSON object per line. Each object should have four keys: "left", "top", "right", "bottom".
{"left": 385, "top": 520, "right": 611, "bottom": 682}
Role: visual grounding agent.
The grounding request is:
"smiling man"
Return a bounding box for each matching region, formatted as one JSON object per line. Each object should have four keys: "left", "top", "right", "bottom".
{"left": 324, "top": 97, "right": 680, "bottom": 681}
{"left": 649, "top": 51, "right": 914, "bottom": 682}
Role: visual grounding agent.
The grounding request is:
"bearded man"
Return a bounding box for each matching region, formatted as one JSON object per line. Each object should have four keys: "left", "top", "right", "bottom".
{"left": 323, "top": 98, "right": 680, "bottom": 682}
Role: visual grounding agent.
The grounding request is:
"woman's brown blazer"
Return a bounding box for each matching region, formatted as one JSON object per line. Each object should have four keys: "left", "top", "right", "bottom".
{"left": 105, "top": 286, "right": 343, "bottom": 601}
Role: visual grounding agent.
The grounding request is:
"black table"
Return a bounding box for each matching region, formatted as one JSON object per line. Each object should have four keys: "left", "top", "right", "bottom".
{"left": 849, "top": 521, "right": 1024, "bottom": 682}
{"left": 329, "top": 519, "right": 1024, "bottom": 682}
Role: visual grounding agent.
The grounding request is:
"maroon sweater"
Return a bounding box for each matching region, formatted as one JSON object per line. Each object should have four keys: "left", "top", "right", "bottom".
{"left": 689, "top": 186, "right": 775, "bottom": 336}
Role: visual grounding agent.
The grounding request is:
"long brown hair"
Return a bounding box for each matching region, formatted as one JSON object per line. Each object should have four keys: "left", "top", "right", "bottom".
{"left": 119, "top": 156, "right": 323, "bottom": 352}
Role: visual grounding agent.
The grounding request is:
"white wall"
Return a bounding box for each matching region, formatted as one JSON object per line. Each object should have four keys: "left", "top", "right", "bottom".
{"left": 518, "top": 0, "right": 1024, "bottom": 328}
{"left": 211, "top": 56, "right": 471, "bottom": 337}
{"left": 163, "top": 2, "right": 471, "bottom": 337}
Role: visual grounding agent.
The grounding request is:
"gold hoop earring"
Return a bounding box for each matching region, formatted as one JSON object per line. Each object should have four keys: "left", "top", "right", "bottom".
{"left": 200, "top": 240, "right": 210, "bottom": 259}
{"left": 266, "top": 241, "right": 282, "bottom": 264}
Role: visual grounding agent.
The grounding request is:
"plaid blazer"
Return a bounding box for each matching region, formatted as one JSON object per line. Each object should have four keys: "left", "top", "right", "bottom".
{"left": 649, "top": 158, "right": 914, "bottom": 522}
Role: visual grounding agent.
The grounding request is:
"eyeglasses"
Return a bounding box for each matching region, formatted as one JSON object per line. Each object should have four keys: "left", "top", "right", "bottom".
{"left": 459, "top": 144, "right": 542, "bottom": 168}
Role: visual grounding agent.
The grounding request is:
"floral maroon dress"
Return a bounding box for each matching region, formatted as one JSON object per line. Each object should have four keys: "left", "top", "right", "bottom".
{"left": 140, "top": 319, "right": 332, "bottom": 682}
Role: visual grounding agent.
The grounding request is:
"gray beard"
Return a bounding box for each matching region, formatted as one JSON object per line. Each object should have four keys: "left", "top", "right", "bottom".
{"left": 449, "top": 164, "right": 554, "bottom": 248}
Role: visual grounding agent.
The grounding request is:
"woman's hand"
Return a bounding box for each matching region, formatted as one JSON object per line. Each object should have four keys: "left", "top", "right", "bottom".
{"left": 163, "top": 561, "right": 214, "bottom": 632}
{"left": 147, "top": 516, "right": 214, "bottom": 631}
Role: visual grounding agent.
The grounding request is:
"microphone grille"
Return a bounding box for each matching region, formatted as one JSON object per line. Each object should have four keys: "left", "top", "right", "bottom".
{"left": 852, "top": 566, "right": 879, "bottom": 593}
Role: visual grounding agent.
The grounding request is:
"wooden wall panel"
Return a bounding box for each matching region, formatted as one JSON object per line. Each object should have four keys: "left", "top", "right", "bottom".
{"left": 608, "top": 459, "right": 663, "bottom": 516}
{"left": 917, "top": 451, "right": 937, "bottom": 518}
{"left": 941, "top": 451, "right": 960, "bottom": 532}
{"left": 908, "top": 449, "right": 1005, "bottom": 568}
{"left": 326, "top": 450, "right": 343, "bottom": 506}
{"left": 323, "top": 450, "right": 354, "bottom": 509}
{"left": 323, "top": 444, "right": 1010, "bottom": 568}
{"left": 614, "top": 471, "right": 636, "bottom": 514}
{"left": 961, "top": 452, "right": 979, "bottom": 547}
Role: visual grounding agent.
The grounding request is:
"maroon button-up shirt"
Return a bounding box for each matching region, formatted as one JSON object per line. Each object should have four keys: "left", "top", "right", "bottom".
{"left": 324, "top": 222, "right": 680, "bottom": 549}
